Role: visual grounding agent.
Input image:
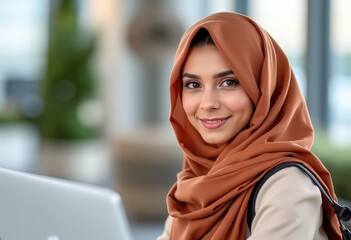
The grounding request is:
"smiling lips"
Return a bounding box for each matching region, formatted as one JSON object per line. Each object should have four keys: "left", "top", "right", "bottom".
{"left": 199, "top": 117, "right": 230, "bottom": 129}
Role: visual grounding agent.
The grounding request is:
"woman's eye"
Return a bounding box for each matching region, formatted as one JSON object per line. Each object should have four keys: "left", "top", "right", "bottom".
{"left": 184, "top": 81, "right": 201, "bottom": 89}
{"left": 221, "top": 79, "right": 239, "bottom": 87}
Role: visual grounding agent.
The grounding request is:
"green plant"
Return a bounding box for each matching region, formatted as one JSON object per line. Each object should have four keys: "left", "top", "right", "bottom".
{"left": 37, "top": 0, "right": 98, "bottom": 140}
{"left": 312, "top": 130, "right": 351, "bottom": 201}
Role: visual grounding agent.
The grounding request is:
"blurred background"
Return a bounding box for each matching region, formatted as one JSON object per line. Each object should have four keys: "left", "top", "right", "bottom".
{"left": 0, "top": 0, "right": 350, "bottom": 239}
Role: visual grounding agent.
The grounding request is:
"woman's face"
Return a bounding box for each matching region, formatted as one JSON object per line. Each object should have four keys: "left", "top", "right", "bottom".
{"left": 181, "top": 45, "right": 254, "bottom": 146}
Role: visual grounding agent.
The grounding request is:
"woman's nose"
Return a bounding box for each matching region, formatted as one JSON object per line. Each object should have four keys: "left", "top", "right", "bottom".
{"left": 200, "top": 90, "right": 220, "bottom": 111}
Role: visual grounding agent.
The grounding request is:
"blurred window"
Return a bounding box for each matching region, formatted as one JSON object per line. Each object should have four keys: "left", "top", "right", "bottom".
{"left": 329, "top": 0, "right": 351, "bottom": 146}
{"left": 207, "top": 0, "right": 234, "bottom": 14}
{"left": 248, "top": 0, "right": 307, "bottom": 96}
{"left": 0, "top": 0, "right": 49, "bottom": 108}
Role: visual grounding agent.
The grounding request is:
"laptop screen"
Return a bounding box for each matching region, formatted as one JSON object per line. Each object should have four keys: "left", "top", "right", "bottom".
{"left": 0, "top": 167, "right": 133, "bottom": 240}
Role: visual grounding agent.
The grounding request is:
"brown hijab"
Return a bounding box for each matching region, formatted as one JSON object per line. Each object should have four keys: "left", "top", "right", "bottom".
{"left": 166, "top": 12, "right": 341, "bottom": 239}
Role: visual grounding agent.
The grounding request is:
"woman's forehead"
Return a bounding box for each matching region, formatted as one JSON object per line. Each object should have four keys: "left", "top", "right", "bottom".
{"left": 181, "top": 46, "right": 232, "bottom": 74}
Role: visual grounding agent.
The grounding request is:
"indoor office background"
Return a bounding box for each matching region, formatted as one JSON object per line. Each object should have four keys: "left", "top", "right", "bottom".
{"left": 0, "top": 0, "right": 350, "bottom": 239}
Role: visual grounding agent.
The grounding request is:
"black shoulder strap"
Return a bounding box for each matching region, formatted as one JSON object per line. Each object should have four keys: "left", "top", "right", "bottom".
{"left": 247, "top": 162, "right": 351, "bottom": 239}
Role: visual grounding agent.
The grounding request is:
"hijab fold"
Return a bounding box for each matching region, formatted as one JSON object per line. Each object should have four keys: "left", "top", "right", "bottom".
{"left": 167, "top": 12, "right": 341, "bottom": 239}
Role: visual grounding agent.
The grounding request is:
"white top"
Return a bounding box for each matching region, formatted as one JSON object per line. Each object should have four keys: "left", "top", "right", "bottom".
{"left": 247, "top": 167, "right": 328, "bottom": 239}
{"left": 158, "top": 167, "right": 328, "bottom": 239}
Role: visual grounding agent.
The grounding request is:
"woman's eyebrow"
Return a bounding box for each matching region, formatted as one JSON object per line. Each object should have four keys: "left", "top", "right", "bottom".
{"left": 182, "top": 70, "right": 234, "bottom": 79}
{"left": 213, "top": 70, "right": 234, "bottom": 78}
{"left": 182, "top": 73, "right": 200, "bottom": 79}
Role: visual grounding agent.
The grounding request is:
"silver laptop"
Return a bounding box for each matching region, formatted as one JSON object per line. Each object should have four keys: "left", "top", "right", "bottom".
{"left": 0, "top": 167, "right": 133, "bottom": 240}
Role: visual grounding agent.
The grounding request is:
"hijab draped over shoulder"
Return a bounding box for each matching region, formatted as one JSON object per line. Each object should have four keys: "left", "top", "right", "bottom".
{"left": 166, "top": 12, "right": 341, "bottom": 239}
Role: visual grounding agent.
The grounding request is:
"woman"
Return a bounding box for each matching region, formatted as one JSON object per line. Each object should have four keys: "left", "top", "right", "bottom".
{"left": 158, "top": 12, "right": 342, "bottom": 239}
